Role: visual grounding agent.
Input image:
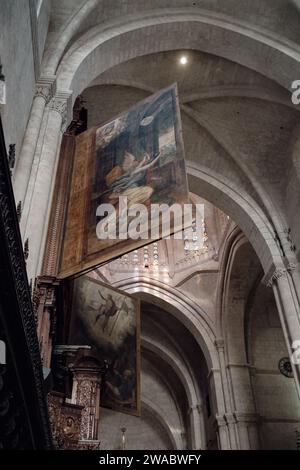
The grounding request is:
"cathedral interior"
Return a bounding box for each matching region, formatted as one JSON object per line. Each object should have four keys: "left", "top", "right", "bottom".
{"left": 1, "top": 0, "right": 300, "bottom": 451}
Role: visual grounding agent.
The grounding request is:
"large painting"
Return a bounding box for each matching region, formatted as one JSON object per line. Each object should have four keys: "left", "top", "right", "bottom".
{"left": 69, "top": 275, "right": 141, "bottom": 416}
{"left": 59, "top": 83, "right": 189, "bottom": 278}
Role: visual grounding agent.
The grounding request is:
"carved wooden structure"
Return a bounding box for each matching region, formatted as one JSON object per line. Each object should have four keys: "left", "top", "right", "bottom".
{"left": 48, "top": 346, "right": 104, "bottom": 449}
{"left": 0, "top": 116, "right": 52, "bottom": 448}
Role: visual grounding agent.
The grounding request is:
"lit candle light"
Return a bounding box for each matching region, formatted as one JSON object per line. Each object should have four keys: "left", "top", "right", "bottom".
{"left": 121, "top": 427, "right": 127, "bottom": 450}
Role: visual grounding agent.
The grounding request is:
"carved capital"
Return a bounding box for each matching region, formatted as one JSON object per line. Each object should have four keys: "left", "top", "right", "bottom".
{"left": 188, "top": 403, "right": 203, "bottom": 415}
{"left": 49, "top": 91, "right": 73, "bottom": 131}
{"left": 215, "top": 414, "right": 227, "bottom": 427}
{"left": 224, "top": 413, "right": 237, "bottom": 425}
{"left": 49, "top": 97, "right": 67, "bottom": 118}
{"left": 35, "top": 76, "right": 56, "bottom": 104}
{"left": 215, "top": 338, "right": 225, "bottom": 350}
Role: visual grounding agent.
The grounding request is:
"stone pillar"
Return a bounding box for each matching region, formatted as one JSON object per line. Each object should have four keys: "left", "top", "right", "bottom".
{"left": 22, "top": 92, "right": 72, "bottom": 282}
{"left": 234, "top": 412, "right": 260, "bottom": 450}
{"left": 215, "top": 415, "right": 230, "bottom": 450}
{"left": 13, "top": 77, "right": 56, "bottom": 211}
{"left": 215, "top": 339, "right": 239, "bottom": 450}
{"left": 289, "top": 263, "right": 300, "bottom": 308}
{"left": 207, "top": 368, "right": 231, "bottom": 449}
{"left": 267, "top": 265, "right": 300, "bottom": 397}
{"left": 225, "top": 363, "right": 260, "bottom": 449}
{"left": 188, "top": 404, "right": 205, "bottom": 449}
{"left": 71, "top": 358, "right": 102, "bottom": 441}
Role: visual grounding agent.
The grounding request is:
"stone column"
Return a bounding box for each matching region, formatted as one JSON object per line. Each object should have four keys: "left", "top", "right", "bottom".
{"left": 215, "top": 415, "right": 230, "bottom": 450}
{"left": 22, "top": 92, "right": 72, "bottom": 282}
{"left": 188, "top": 404, "right": 205, "bottom": 449}
{"left": 215, "top": 339, "right": 239, "bottom": 450}
{"left": 268, "top": 266, "right": 300, "bottom": 397}
{"left": 225, "top": 363, "right": 259, "bottom": 449}
{"left": 13, "top": 77, "right": 56, "bottom": 211}
{"left": 289, "top": 263, "right": 300, "bottom": 308}
{"left": 234, "top": 412, "right": 260, "bottom": 450}
{"left": 207, "top": 368, "right": 231, "bottom": 449}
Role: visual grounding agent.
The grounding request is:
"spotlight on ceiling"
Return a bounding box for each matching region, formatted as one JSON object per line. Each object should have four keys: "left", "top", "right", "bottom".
{"left": 179, "top": 56, "right": 188, "bottom": 65}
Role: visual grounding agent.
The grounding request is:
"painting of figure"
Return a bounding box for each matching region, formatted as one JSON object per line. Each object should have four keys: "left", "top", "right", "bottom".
{"left": 59, "top": 83, "right": 189, "bottom": 278}
{"left": 68, "top": 275, "right": 141, "bottom": 416}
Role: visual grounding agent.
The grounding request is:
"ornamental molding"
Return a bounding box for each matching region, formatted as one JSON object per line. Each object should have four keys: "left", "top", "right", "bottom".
{"left": 233, "top": 412, "right": 259, "bottom": 423}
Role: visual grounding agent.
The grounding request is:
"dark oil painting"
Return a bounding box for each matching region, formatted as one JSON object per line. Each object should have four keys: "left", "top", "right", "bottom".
{"left": 69, "top": 275, "right": 141, "bottom": 416}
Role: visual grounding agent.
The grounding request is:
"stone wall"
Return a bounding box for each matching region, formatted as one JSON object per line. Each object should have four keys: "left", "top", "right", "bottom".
{"left": 99, "top": 406, "right": 173, "bottom": 450}
{"left": 248, "top": 285, "right": 300, "bottom": 449}
{"left": 0, "top": 1, "right": 35, "bottom": 158}
{"left": 0, "top": 0, "right": 50, "bottom": 160}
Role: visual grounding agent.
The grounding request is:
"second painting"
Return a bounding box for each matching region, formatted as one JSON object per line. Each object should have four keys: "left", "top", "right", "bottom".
{"left": 68, "top": 275, "right": 141, "bottom": 416}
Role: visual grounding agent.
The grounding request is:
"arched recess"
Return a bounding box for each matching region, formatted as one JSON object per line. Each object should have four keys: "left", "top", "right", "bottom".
{"left": 113, "top": 278, "right": 218, "bottom": 371}
{"left": 141, "top": 399, "right": 182, "bottom": 450}
{"left": 109, "top": 280, "right": 221, "bottom": 448}
{"left": 245, "top": 280, "right": 300, "bottom": 450}
{"left": 142, "top": 337, "right": 199, "bottom": 409}
{"left": 216, "top": 224, "right": 300, "bottom": 449}
{"left": 213, "top": 222, "right": 300, "bottom": 449}
{"left": 141, "top": 337, "right": 202, "bottom": 450}
{"left": 140, "top": 301, "right": 216, "bottom": 450}
{"left": 141, "top": 344, "right": 189, "bottom": 450}
{"left": 218, "top": 230, "right": 262, "bottom": 364}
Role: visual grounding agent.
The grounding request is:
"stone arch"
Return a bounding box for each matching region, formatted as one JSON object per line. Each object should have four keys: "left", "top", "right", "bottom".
{"left": 187, "top": 165, "right": 283, "bottom": 275}
{"left": 141, "top": 341, "right": 195, "bottom": 449}
{"left": 142, "top": 337, "right": 197, "bottom": 407}
{"left": 142, "top": 336, "right": 204, "bottom": 449}
{"left": 113, "top": 278, "right": 218, "bottom": 371}
{"left": 224, "top": 236, "right": 258, "bottom": 362}
{"left": 212, "top": 227, "right": 263, "bottom": 448}
{"left": 53, "top": 10, "right": 300, "bottom": 98}
{"left": 142, "top": 399, "right": 182, "bottom": 450}
{"left": 111, "top": 278, "right": 221, "bottom": 448}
